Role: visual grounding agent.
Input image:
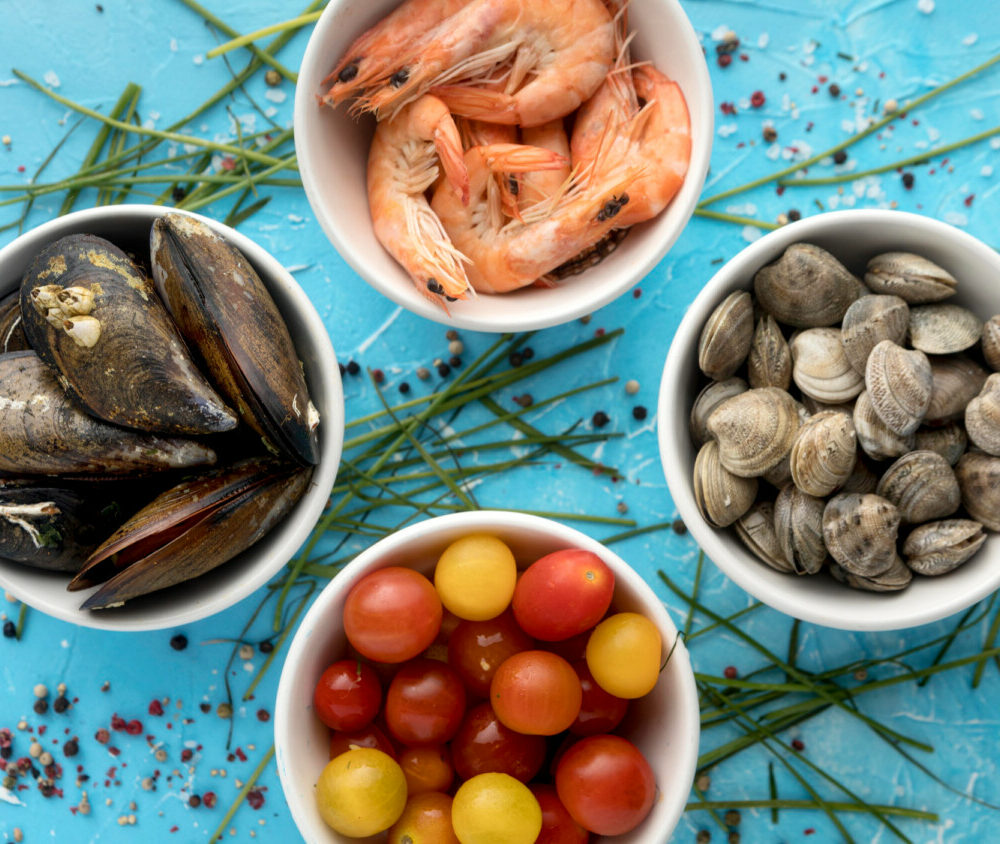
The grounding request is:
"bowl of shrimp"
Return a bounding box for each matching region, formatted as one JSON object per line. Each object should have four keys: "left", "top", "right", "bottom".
{"left": 294, "top": 0, "right": 713, "bottom": 332}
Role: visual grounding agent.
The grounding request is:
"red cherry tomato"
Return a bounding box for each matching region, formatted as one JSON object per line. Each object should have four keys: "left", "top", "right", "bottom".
{"left": 512, "top": 549, "right": 614, "bottom": 641}
{"left": 531, "top": 784, "right": 591, "bottom": 844}
{"left": 313, "top": 659, "right": 382, "bottom": 732}
{"left": 344, "top": 567, "right": 442, "bottom": 663}
{"left": 450, "top": 702, "right": 547, "bottom": 783}
{"left": 569, "top": 660, "right": 628, "bottom": 737}
{"left": 397, "top": 744, "right": 454, "bottom": 795}
{"left": 490, "top": 650, "right": 582, "bottom": 736}
{"left": 447, "top": 609, "right": 535, "bottom": 698}
{"left": 555, "top": 734, "right": 655, "bottom": 836}
{"left": 329, "top": 722, "right": 396, "bottom": 760}
{"left": 385, "top": 658, "right": 466, "bottom": 745}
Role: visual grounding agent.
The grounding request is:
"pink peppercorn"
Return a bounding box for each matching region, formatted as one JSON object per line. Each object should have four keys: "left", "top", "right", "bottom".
{"left": 750, "top": 90, "right": 765, "bottom": 108}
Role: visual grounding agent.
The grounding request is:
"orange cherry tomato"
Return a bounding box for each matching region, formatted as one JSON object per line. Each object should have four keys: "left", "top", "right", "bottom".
{"left": 388, "top": 791, "right": 460, "bottom": 844}
{"left": 398, "top": 744, "right": 454, "bottom": 795}
{"left": 490, "top": 650, "right": 582, "bottom": 735}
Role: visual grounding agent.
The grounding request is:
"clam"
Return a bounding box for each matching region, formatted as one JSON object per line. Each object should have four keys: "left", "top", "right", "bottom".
{"left": 875, "top": 450, "right": 960, "bottom": 524}
{"left": 954, "top": 451, "right": 1000, "bottom": 531}
{"left": 800, "top": 395, "right": 856, "bottom": 417}
{"left": 690, "top": 377, "right": 748, "bottom": 446}
{"left": 903, "top": 519, "right": 987, "bottom": 576}
{"left": 753, "top": 243, "right": 863, "bottom": 328}
{"left": 822, "top": 493, "right": 900, "bottom": 577}
{"left": 865, "top": 340, "right": 932, "bottom": 436}
{"left": 762, "top": 452, "right": 794, "bottom": 489}
{"left": 747, "top": 315, "right": 791, "bottom": 390}
{"left": 0, "top": 352, "right": 217, "bottom": 476}
{"left": 965, "top": 372, "right": 1000, "bottom": 456}
{"left": 925, "top": 355, "right": 988, "bottom": 424}
{"left": 705, "top": 387, "right": 805, "bottom": 478}
{"left": 789, "top": 328, "right": 865, "bottom": 404}
{"left": 830, "top": 554, "right": 912, "bottom": 592}
{"left": 907, "top": 304, "right": 982, "bottom": 355}
{"left": 839, "top": 294, "right": 909, "bottom": 375}
{"left": 774, "top": 485, "right": 827, "bottom": 575}
{"left": 0, "top": 291, "right": 29, "bottom": 353}
{"left": 983, "top": 315, "right": 1000, "bottom": 371}
{"left": 789, "top": 410, "right": 857, "bottom": 497}
{"left": 697, "top": 291, "right": 754, "bottom": 381}
{"left": 18, "top": 234, "right": 237, "bottom": 436}
{"left": 839, "top": 453, "right": 881, "bottom": 495}
{"left": 734, "top": 501, "right": 793, "bottom": 574}
{"left": 864, "top": 252, "right": 957, "bottom": 303}
{"left": 853, "top": 389, "right": 915, "bottom": 461}
{"left": 693, "top": 440, "right": 758, "bottom": 527}
{"left": 915, "top": 422, "right": 968, "bottom": 466}
{"left": 151, "top": 213, "right": 320, "bottom": 466}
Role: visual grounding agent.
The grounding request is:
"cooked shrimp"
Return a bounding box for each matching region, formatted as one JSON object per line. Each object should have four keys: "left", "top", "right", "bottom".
{"left": 367, "top": 95, "right": 473, "bottom": 304}
{"left": 457, "top": 119, "right": 522, "bottom": 218}
{"left": 518, "top": 120, "right": 572, "bottom": 212}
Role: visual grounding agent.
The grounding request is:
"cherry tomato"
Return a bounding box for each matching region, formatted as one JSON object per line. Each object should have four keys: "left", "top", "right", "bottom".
{"left": 555, "top": 734, "right": 655, "bottom": 836}
{"left": 328, "top": 722, "right": 396, "bottom": 760}
{"left": 388, "top": 791, "right": 460, "bottom": 844}
{"left": 434, "top": 533, "right": 518, "bottom": 622}
{"left": 344, "top": 566, "right": 442, "bottom": 663}
{"left": 569, "top": 659, "right": 628, "bottom": 736}
{"left": 452, "top": 772, "right": 543, "bottom": 844}
{"left": 447, "top": 609, "right": 535, "bottom": 698}
{"left": 385, "top": 658, "right": 466, "bottom": 745}
{"left": 530, "top": 784, "right": 590, "bottom": 844}
{"left": 398, "top": 744, "right": 454, "bottom": 795}
{"left": 490, "top": 650, "right": 582, "bottom": 736}
{"left": 316, "top": 747, "right": 407, "bottom": 837}
{"left": 313, "top": 659, "right": 381, "bottom": 731}
{"left": 512, "top": 549, "right": 614, "bottom": 641}
{"left": 450, "top": 702, "right": 546, "bottom": 783}
{"left": 585, "top": 612, "right": 661, "bottom": 699}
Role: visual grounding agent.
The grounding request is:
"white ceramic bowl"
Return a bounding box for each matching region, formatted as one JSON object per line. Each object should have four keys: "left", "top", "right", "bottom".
{"left": 275, "top": 510, "right": 700, "bottom": 843}
{"left": 294, "top": 0, "right": 713, "bottom": 332}
{"left": 658, "top": 209, "right": 1000, "bottom": 632}
{"left": 0, "top": 205, "right": 344, "bottom": 631}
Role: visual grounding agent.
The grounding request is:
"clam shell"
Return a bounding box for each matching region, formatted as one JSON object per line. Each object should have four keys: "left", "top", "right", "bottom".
{"left": 903, "top": 519, "right": 986, "bottom": 576}
{"left": 800, "top": 395, "right": 856, "bottom": 417}
{"left": 706, "top": 387, "right": 805, "bottom": 478}
{"left": 753, "top": 243, "right": 863, "bottom": 328}
{"left": 864, "top": 252, "right": 957, "bottom": 304}
{"left": 0, "top": 291, "right": 29, "bottom": 353}
{"left": 697, "top": 290, "right": 754, "bottom": 381}
{"left": 925, "top": 355, "right": 988, "bottom": 424}
{"left": 965, "top": 372, "right": 1000, "bottom": 456}
{"left": 840, "top": 294, "right": 909, "bottom": 375}
{"left": 839, "top": 453, "right": 881, "bottom": 495}
{"left": 789, "top": 410, "right": 857, "bottom": 497}
{"left": 790, "top": 328, "right": 865, "bottom": 404}
{"left": 853, "top": 389, "right": 915, "bottom": 461}
{"left": 774, "top": 484, "right": 827, "bottom": 574}
{"left": 831, "top": 554, "right": 912, "bottom": 592}
{"left": 907, "top": 304, "right": 982, "bottom": 355}
{"left": 915, "top": 422, "right": 968, "bottom": 466}
{"left": 747, "top": 315, "right": 791, "bottom": 390}
{"left": 761, "top": 452, "right": 793, "bottom": 489}
{"left": 822, "top": 492, "right": 901, "bottom": 577}
{"left": 875, "top": 450, "right": 960, "bottom": 524}
{"left": 734, "top": 501, "right": 794, "bottom": 574}
{"left": 954, "top": 451, "right": 1000, "bottom": 531}
{"left": 690, "top": 377, "right": 747, "bottom": 446}
{"left": 865, "top": 340, "right": 932, "bottom": 436}
{"left": 693, "top": 440, "right": 758, "bottom": 528}
{"left": 983, "top": 315, "right": 1000, "bottom": 371}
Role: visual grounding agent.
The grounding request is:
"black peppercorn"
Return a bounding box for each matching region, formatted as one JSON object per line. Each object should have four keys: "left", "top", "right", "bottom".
{"left": 170, "top": 634, "right": 188, "bottom": 651}
{"left": 592, "top": 411, "right": 610, "bottom": 428}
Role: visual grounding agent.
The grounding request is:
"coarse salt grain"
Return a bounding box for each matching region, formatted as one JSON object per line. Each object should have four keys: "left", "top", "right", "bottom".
{"left": 917, "top": 0, "right": 934, "bottom": 12}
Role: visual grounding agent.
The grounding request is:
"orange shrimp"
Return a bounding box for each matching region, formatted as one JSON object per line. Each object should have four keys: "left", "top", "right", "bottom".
{"left": 457, "top": 119, "right": 521, "bottom": 218}
{"left": 518, "top": 120, "right": 572, "bottom": 212}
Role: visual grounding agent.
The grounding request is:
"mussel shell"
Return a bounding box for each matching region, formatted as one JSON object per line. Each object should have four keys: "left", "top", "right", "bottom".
{"left": 875, "top": 450, "right": 960, "bottom": 524}
{"left": 822, "top": 492, "right": 900, "bottom": 577}
{"left": 697, "top": 291, "right": 754, "bottom": 381}
{"left": 907, "top": 304, "right": 982, "bottom": 355}
{"left": 151, "top": 213, "right": 320, "bottom": 466}
{"left": 965, "top": 372, "right": 1000, "bottom": 456}
{"left": 0, "top": 291, "right": 29, "bottom": 353}
{"left": 955, "top": 451, "right": 1000, "bottom": 532}
{"left": 18, "top": 234, "right": 237, "bottom": 436}
{"left": 983, "top": 315, "right": 1000, "bottom": 371}
{"left": 902, "top": 519, "right": 986, "bottom": 576}
{"left": 864, "top": 252, "right": 957, "bottom": 304}
{"left": 864, "top": 340, "right": 932, "bottom": 436}
{"left": 0, "top": 352, "right": 217, "bottom": 476}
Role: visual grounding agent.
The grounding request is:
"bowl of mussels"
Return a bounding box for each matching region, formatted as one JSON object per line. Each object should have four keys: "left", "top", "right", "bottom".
{"left": 658, "top": 209, "right": 1000, "bottom": 632}
{"left": 0, "top": 205, "right": 343, "bottom": 631}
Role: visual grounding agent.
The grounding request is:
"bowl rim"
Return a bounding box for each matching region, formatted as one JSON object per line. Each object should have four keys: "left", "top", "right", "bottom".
{"left": 0, "top": 204, "right": 345, "bottom": 632}
{"left": 657, "top": 208, "right": 1000, "bottom": 631}
{"left": 293, "top": 0, "right": 714, "bottom": 333}
{"left": 274, "top": 509, "right": 701, "bottom": 844}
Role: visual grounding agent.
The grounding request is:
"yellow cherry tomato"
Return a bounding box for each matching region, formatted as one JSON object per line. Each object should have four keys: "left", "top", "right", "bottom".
{"left": 451, "top": 772, "right": 542, "bottom": 844}
{"left": 434, "top": 534, "right": 517, "bottom": 621}
{"left": 389, "top": 791, "right": 460, "bottom": 844}
{"left": 585, "top": 612, "right": 662, "bottom": 699}
{"left": 315, "top": 747, "right": 407, "bottom": 837}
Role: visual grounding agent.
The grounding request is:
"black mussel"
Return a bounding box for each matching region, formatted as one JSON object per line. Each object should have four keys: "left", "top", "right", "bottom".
{"left": 69, "top": 457, "right": 312, "bottom": 609}
{"left": 19, "top": 233, "right": 238, "bottom": 436}
{"left": 150, "top": 214, "right": 320, "bottom": 466}
{"left": 0, "top": 291, "right": 30, "bottom": 353}
{"left": 0, "top": 351, "right": 218, "bottom": 475}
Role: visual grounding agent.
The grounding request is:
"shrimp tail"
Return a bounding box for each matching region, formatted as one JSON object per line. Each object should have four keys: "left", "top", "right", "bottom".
{"left": 478, "top": 143, "right": 569, "bottom": 173}
{"left": 431, "top": 113, "right": 471, "bottom": 206}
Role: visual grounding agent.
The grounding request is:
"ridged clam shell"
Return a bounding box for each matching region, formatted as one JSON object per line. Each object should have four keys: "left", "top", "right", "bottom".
{"left": 693, "top": 440, "right": 758, "bottom": 528}
{"left": 822, "top": 493, "right": 901, "bottom": 577}
{"left": 762, "top": 452, "right": 793, "bottom": 489}
{"left": 908, "top": 304, "right": 982, "bottom": 355}
{"left": 789, "top": 411, "right": 857, "bottom": 497}
{"left": 800, "top": 395, "right": 856, "bottom": 417}
{"left": 753, "top": 243, "right": 863, "bottom": 328}
{"left": 690, "top": 377, "right": 747, "bottom": 446}
{"left": 875, "top": 450, "right": 960, "bottom": 524}
{"left": 831, "top": 554, "right": 912, "bottom": 592}
{"left": 839, "top": 453, "right": 881, "bottom": 495}
{"left": 734, "top": 501, "right": 793, "bottom": 574}
{"left": 698, "top": 291, "right": 754, "bottom": 380}
{"left": 965, "top": 373, "right": 1000, "bottom": 456}
{"left": 747, "top": 315, "right": 791, "bottom": 390}
{"left": 864, "top": 252, "right": 957, "bottom": 304}
{"left": 840, "top": 295, "right": 909, "bottom": 375}
{"left": 865, "top": 340, "right": 932, "bottom": 436}
{"left": 774, "top": 484, "right": 827, "bottom": 574}
{"left": 955, "top": 451, "right": 1000, "bottom": 531}
{"left": 706, "top": 387, "right": 805, "bottom": 478}
{"left": 903, "top": 519, "right": 986, "bottom": 576}
{"left": 925, "top": 355, "right": 988, "bottom": 424}
{"left": 915, "top": 422, "right": 968, "bottom": 466}
{"left": 790, "top": 328, "right": 865, "bottom": 404}
{"left": 983, "top": 315, "right": 1000, "bottom": 371}
{"left": 853, "top": 389, "right": 915, "bottom": 461}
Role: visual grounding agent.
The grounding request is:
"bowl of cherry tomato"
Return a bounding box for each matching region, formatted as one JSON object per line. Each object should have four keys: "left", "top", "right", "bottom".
{"left": 274, "top": 510, "right": 700, "bottom": 843}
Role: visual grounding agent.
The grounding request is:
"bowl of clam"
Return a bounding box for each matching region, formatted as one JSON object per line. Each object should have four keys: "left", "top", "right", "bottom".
{"left": 658, "top": 209, "right": 1000, "bottom": 631}
{"left": 0, "top": 205, "right": 344, "bottom": 631}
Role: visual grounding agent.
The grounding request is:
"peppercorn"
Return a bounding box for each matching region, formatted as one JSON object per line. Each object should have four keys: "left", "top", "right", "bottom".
{"left": 169, "top": 634, "right": 188, "bottom": 651}
{"left": 171, "top": 186, "right": 186, "bottom": 203}
{"left": 265, "top": 69, "right": 281, "bottom": 87}
{"left": 592, "top": 411, "right": 610, "bottom": 428}
{"left": 63, "top": 739, "right": 78, "bottom": 757}
{"left": 189, "top": 794, "right": 202, "bottom": 808}
{"left": 521, "top": 347, "right": 534, "bottom": 360}
{"left": 258, "top": 640, "right": 274, "bottom": 654}
{"left": 724, "top": 809, "right": 741, "bottom": 826}
{"left": 750, "top": 90, "right": 765, "bottom": 108}
{"left": 508, "top": 351, "right": 523, "bottom": 367}
{"left": 902, "top": 172, "right": 915, "bottom": 189}
{"left": 398, "top": 381, "right": 410, "bottom": 394}
{"left": 833, "top": 149, "right": 847, "bottom": 165}
{"left": 33, "top": 700, "right": 48, "bottom": 715}
{"left": 449, "top": 356, "right": 462, "bottom": 368}
{"left": 717, "top": 53, "right": 732, "bottom": 68}
{"left": 762, "top": 126, "right": 778, "bottom": 143}
{"left": 2, "top": 621, "right": 15, "bottom": 638}
{"left": 53, "top": 696, "right": 69, "bottom": 714}
{"left": 372, "top": 368, "right": 385, "bottom": 384}
{"left": 828, "top": 83, "right": 841, "bottom": 97}
{"left": 437, "top": 362, "right": 451, "bottom": 377}
{"left": 788, "top": 209, "right": 801, "bottom": 221}
{"left": 632, "top": 405, "right": 648, "bottom": 421}
{"left": 346, "top": 360, "right": 361, "bottom": 376}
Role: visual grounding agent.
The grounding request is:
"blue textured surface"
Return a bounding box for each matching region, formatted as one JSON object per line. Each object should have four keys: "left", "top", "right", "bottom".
{"left": 1, "top": 1, "right": 999, "bottom": 841}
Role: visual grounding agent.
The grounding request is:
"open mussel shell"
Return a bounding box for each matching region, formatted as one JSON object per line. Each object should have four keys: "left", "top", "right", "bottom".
{"left": 18, "top": 234, "right": 237, "bottom": 436}
{"left": 0, "top": 352, "right": 217, "bottom": 476}
{"left": 0, "top": 291, "right": 30, "bottom": 353}
{"left": 150, "top": 213, "right": 320, "bottom": 466}
{"left": 903, "top": 519, "right": 987, "bottom": 576}
{"left": 69, "top": 457, "right": 312, "bottom": 609}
